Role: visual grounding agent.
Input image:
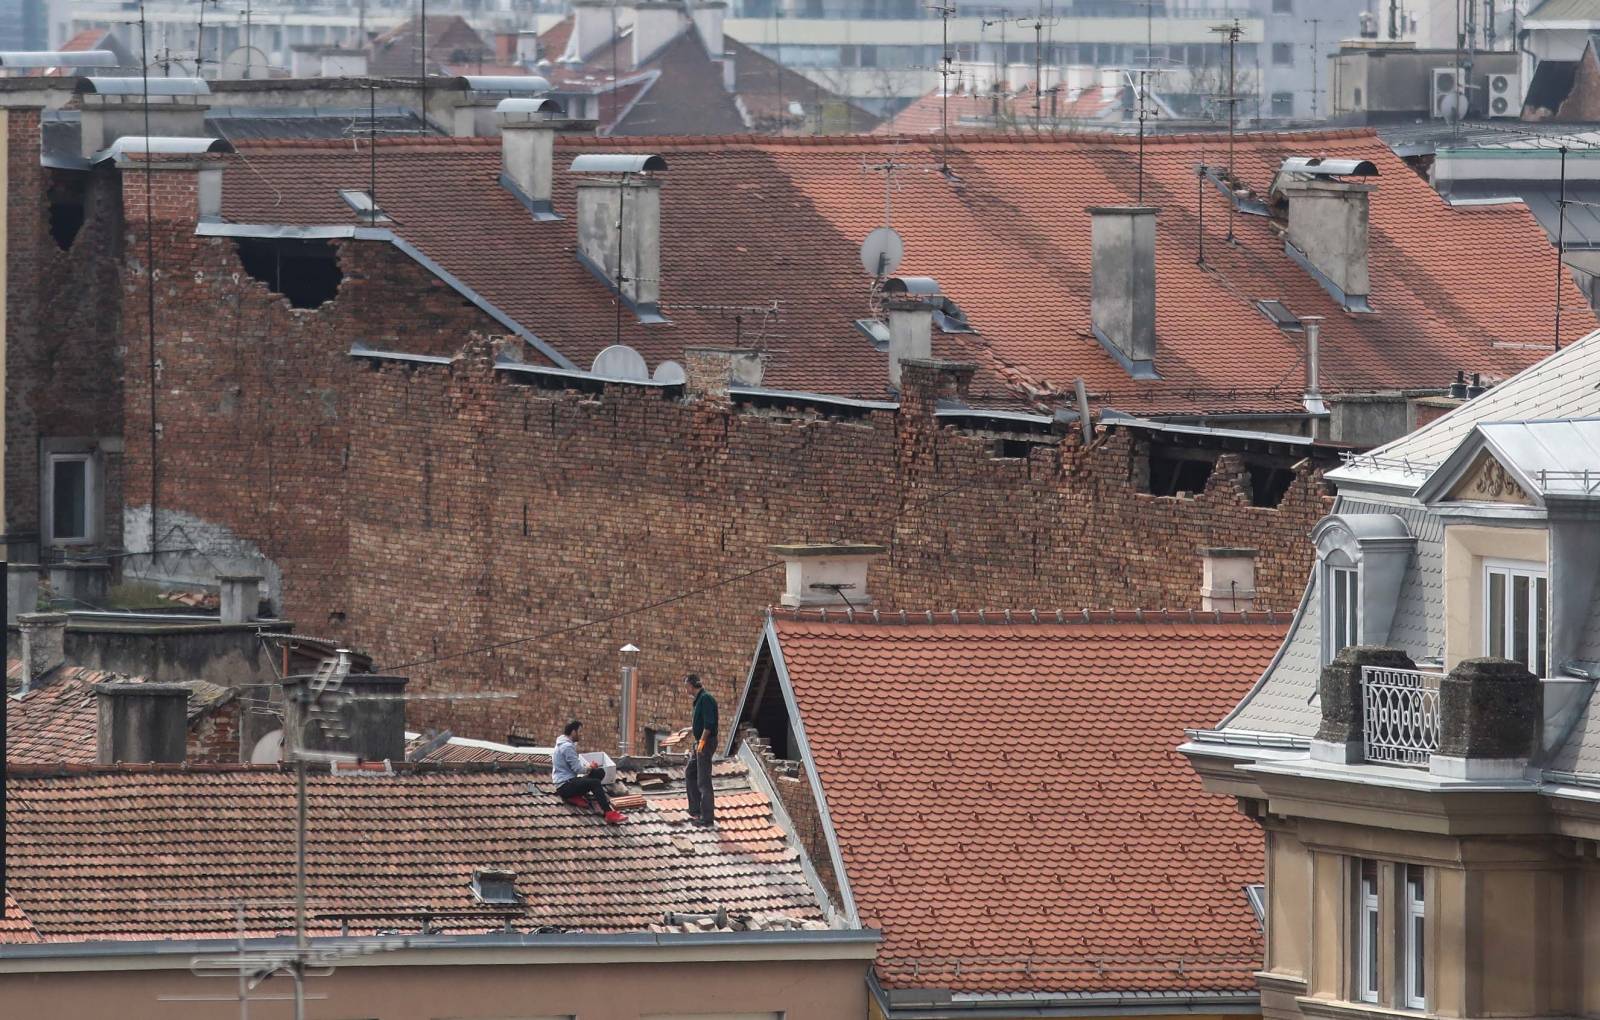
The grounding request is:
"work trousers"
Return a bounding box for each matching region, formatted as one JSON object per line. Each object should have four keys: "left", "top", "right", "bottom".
{"left": 556, "top": 769, "right": 614, "bottom": 812}
{"left": 685, "top": 738, "right": 715, "bottom": 823}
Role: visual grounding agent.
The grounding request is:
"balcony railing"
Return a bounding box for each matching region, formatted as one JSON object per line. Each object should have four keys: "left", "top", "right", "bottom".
{"left": 1361, "top": 666, "right": 1441, "bottom": 767}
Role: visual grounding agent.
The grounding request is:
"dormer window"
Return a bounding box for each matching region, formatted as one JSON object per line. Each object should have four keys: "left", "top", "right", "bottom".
{"left": 1312, "top": 514, "right": 1416, "bottom": 666}
{"left": 470, "top": 868, "right": 521, "bottom": 905}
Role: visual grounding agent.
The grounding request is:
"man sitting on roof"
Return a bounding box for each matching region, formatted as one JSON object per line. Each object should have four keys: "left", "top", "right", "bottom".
{"left": 552, "top": 720, "right": 625, "bottom": 825}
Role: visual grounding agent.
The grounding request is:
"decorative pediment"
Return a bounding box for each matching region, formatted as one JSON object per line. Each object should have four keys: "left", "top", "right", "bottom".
{"left": 1444, "top": 451, "right": 1534, "bottom": 506}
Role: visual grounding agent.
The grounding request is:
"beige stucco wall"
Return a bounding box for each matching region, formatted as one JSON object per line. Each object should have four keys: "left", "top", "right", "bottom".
{"left": 1266, "top": 826, "right": 1312, "bottom": 981}
{"left": 0, "top": 953, "right": 871, "bottom": 1020}
{"left": 1442, "top": 524, "right": 1548, "bottom": 670}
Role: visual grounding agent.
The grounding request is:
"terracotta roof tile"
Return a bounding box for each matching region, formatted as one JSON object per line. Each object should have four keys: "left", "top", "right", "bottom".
{"left": 218, "top": 130, "right": 1589, "bottom": 412}
{"left": 3, "top": 759, "right": 819, "bottom": 941}
{"left": 768, "top": 611, "right": 1285, "bottom": 995}
{"left": 0, "top": 893, "right": 39, "bottom": 944}
{"left": 6, "top": 661, "right": 236, "bottom": 765}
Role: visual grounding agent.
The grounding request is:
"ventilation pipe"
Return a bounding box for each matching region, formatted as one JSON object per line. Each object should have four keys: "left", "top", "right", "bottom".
{"left": 618, "top": 643, "right": 640, "bottom": 756}
{"left": 1301, "top": 315, "right": 1326, "bottom": 414}
{"left": 1088, "top": 206, "right": 1158, "bottom": 379}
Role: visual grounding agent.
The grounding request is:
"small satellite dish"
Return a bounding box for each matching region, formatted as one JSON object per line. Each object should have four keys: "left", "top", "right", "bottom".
{"left": 860, "top": 226, "right": 904, "bottom": 278}
{"left": 220, "top": 45, "right": 269, "bottom": 79}
{"left": 592, "top": 344, "right": 649, "bottom": 381}
{"left": 1438, "top": 91, "right": 1466, "bottom": 123}
{"left": 653, "top": 360, "right": 686, "bottom": 385}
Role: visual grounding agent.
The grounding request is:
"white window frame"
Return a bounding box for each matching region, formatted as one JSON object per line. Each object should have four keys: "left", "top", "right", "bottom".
{"left": 45, "top": 452, "right": 95, "bottom": 546}
{"left": 1483, "top": 559, "right": 1547, "bottom": 677}
{"left": 1357, "top": 860, "right": 1380, "bottom": 1004}
{"left": 1327, "top": 563, "right": 1360, "bottom": 663}
{"left": 1403, "top": 865, "right": 1426, "bottom": 1011}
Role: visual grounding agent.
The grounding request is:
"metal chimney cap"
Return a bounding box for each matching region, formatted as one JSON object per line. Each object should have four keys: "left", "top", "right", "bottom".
{"left": 569, "top": 153, "right": 668, "bottom": 174}
{"left": 620, "top": 643, "right": 641, "bottom": 653}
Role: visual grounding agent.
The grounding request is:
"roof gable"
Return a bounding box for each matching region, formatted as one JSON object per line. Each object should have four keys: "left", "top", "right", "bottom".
{"left": 763, "top": 610, "right": 1285, "bottom": 996}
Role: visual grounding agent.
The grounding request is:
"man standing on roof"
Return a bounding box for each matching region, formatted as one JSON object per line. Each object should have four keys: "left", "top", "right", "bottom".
{"left": 684, "top": 674, "right": 717, "bottom": 828}
{"left": 553, "top": 720, "right": 626, "bottom": 825}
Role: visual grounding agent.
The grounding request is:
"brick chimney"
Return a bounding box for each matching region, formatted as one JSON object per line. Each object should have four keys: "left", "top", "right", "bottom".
{"left": 631, "top": 0, "right": 685, "bottom": 65}
{"left": 771, "top": 543, "right": 886, "bottom": 608}
{"left": 496, "top": 97, "right": 566, "bottom": 219}
{"left": 17, "top": 612, "right": 67, "bottom": 693}
{"left": 219, "top": 574, "right": 262, "bottom": 625}
{"left": 1088, "top": 206, "right": 1158, "bottom": 379}
{"left": 1281, "top": 179, "right": 1374, "bottom": 312}
{"left": 96, "top": 683, "right": 190, "bottom": 764}
{"left": 685, "top": 346, "right": 766, "bottom": 399}
{"left": 572, "top": 154, "right": 668, "bottom": 318}
{"left": 282, "top": 673, "right": 409, "bottom": 763}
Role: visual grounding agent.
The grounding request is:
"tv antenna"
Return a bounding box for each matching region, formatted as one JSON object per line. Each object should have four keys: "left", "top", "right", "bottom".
{"left": 1015, "top": 4, "right": 1062, "bottom": 130}
{"left": 1306, "top": 17, "right": 1323, "bottom": 118}
{"left": 1210, "top": 19, "right": 1243, "bottom": 176}
{"left": 928, "top": 1, "right": 957, "bottom": 172}
{"left": 195, "top": 0, "right": 221, "bottom": 78}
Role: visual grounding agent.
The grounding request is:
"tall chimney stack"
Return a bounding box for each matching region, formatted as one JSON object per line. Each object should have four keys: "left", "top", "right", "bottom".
{"left": 1088, "top": 206, "right": 1158, "bottom": 379}
{"left": 618, "top": 643, "right": 640, "bottom": 757}
{"left": 17, "top": 612, "right": 66, "bottom": 693}
{"left": 496, "top": 97, "right": 565, "bottom": 219}
{"left": 96, "top": 683, "right": 190, "bottom": 764}
{"left": 571, "top": 154, "right": 668, "bottom": 318}
{"left": 1281, "top": 179, "right": 1374, "bottom": 312}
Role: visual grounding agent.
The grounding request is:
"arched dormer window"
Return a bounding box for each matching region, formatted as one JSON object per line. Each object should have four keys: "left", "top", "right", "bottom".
{"left": 1311, "top": 514, "right": 1416, "bottom": 665}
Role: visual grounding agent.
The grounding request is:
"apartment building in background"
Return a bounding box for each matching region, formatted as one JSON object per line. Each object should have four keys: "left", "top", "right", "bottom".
{"left": 1183, "top": 327, "right": 1600, "bottom": 1020}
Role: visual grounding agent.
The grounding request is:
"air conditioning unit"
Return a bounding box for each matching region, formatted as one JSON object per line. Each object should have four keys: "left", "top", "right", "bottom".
{"left": 1486, "top": 73, "right": 1517, "bottom": 117}
{"left": 1431, "top": 67, "right": 1462, "bottom": 121}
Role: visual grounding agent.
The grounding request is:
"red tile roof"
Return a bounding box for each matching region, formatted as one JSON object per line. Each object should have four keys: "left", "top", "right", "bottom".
{"left": 1, "top": 894, "right": 39, "bottom": 945}
{"left": 3, "top": 759, "right": 820, "bottom": 942}
{"left": 6, "top": 661, "right": 236, "bottom": 764}
{"left": 878, "top": 84, "right": 1121, "bottom": 136}
{"left": 216, "top": 130, "right": 1589, "bottom": 413}
{"left": 765, "top": 610, "right": 1286, "bottom": 995}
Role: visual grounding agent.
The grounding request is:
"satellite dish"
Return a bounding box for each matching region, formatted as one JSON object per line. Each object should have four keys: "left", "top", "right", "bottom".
{"left": 860, "top": 226, "right": 904, "bottom": 278}
{"left": 1439, "top": 91, "right": 1465, "bottom": 123}
{"left": 592, "top": 344, "right": 649, "bottom": 380}
{"left": 221, "top": 45, "right": 269, "bottom": 79}
{"left": 653, "top": 360, "right": 686, "bottom": 384}
{"left": 250, "top": 729, "right": 284, "bottom": 764}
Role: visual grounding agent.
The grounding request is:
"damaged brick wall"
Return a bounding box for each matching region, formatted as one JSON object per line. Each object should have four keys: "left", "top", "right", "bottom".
{"left": 340, "top": 343, "right": 1330, "bottom": 744}
{"left": 741, "top": 725, "right": 846, "bottom": 914}
{"left": 5, "top": 109, "right": 126, "bottom": 555}
{"left": 115, "top": 161, "right": 514, "bottom": 630}
{"left": 188, "top": 698, "right": 242, "bottom": 763}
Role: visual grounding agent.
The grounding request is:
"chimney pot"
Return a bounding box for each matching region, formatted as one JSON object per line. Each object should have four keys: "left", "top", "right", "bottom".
{"left": 1281, "top": 178, "right": 1375, "bottom": 312}
{"left": 17, "top": 612, "right": 67, "bottom": 692}
{"left": 770, "top": 543, "right": 886, "bottom": 608}
{"left": 219, "top": 574, "right": 262, "bottom": 624}
{"left": 886, "top": 298, "right": 934, "bottom": 391}
{"left": 1200, "top": 548, "right": 1256, "bottom": 612}
{"left": 95, "top": 682, "right": 190, "bottom": 764}
{"left": 1088, "top": 206, "right": 1158, "bottom": 379}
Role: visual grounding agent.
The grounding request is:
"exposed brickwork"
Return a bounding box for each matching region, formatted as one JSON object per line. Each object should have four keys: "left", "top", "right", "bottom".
{"left": 186, "top": 699, "right": 241, "bottom": 763}
{"left": 5, "top": 110, "right": 125, "bottom": 555}
{"left": 336, "top": 344, "right": 1329, "bottom": 745}
{"left": 116, "top": 161, "right": 513, "bottom": 629}
{"left": 740, "top": 724, "right": 844, "bottom": 912}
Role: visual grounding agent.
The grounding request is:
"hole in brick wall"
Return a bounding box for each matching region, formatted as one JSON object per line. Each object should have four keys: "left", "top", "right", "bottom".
{"left": 234, "top": 238, "right": 343, "bottom": 309}
{"left": 992, "top": 437, "right": 1033, "bottom": 459}
{"left": 47, "top": 171, "right": 89, "bottom": 251}
{"left": 1146, "top": 448, "right": 1215, "bottom": 497}
{"left": 1248, "top": 464, "right": 1296, "bottom": 508}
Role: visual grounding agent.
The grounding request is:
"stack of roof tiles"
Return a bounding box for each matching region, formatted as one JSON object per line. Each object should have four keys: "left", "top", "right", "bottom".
{"left": 1, "top": 758, "right": 821, "bottom": 943}
{"left": 216, "top": 130, "right": 1590, "bottom": 413}
{"left": 765, "top": 610, "right": 1286, "bottom": 995}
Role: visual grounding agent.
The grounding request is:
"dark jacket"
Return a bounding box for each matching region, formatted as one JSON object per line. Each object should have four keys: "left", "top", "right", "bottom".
{"left": 691, "top": 688, "right": 718, "bottom": 739}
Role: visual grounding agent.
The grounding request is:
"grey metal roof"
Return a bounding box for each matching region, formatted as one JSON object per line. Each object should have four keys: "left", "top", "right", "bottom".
{"left": 1379, "top": 122, "right": 1600, "bottom": 159}
{"left": 1445, "top": 182, "right": 1600, "bottom": 247}
{"left": 1474, "top": 419, "right": 1600, "bottom": 497}
{"left": 495, "top": 96, "right": 564, "bottom": 115}
{"left": 77, "top": 76, "right": 209, "bottom": 95}
{"left": 1327, "top": 327, "right": 1600, "bottom": 492}
{"left": 1526, "top": 0, "right": 1600, "bottom": 22}
{"left": 0, "top": 50, "right": 116, "bottom": 67}
{"left": 1222, "top": 496, "right": 1443, "bottom": 737}
{"left": 568, "top": 153, "right": 667, "bottom": 174}
{"left": 207, "top": 106, "right": 434, "bottom": 142}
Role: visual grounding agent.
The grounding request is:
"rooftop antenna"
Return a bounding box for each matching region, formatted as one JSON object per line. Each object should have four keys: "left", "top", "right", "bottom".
{"left": 1210, "top": 18, "right": 1242, "bottom": 244}
{"left": 1556, "top": 144, "right": 1567, "bottom": 350}
{"left": 195, "top": 0, "right": 220, "bottom": 78}
{"left": 419, "top": 0, "right": 428, "bottom": 122}
{"left": 774, "top": 5, "right": 784, "bottom": 133}
{"left": 981, "top": 10, "right": 1008, "bottom": 103}
{"left": 367, "top": 82, "right": 378, "bottom": 224}
{"left": 1307, "top": 17, "right": 1322, "bottom": 118}
{"left": 1015, "top": 4, "right": 1061, "bottom": 130}
{"left": 141, "top": 0, "right": 160, "bottom": 562}
{"left": 928, "top": 1, "right": 956, "bottom": 173}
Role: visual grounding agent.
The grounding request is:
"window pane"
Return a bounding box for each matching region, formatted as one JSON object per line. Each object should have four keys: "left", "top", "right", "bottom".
{"left": 52, "top": 459, "right": 88, "bottom": 540}
{"left": 1414, "top": 914, "right": 1426, "bottom": 1000}
{"left": 1513, "top": 574, "right": 1530, "bottom": 669}
{"left": 1333, "top": 571, "right": 1347, "bottom": 653}
{"left": 1536, "top": 576, "right": 1548, "bottom": 677}
{"left": 1488, "top": 572, "right": 1506, "bottom": 658}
